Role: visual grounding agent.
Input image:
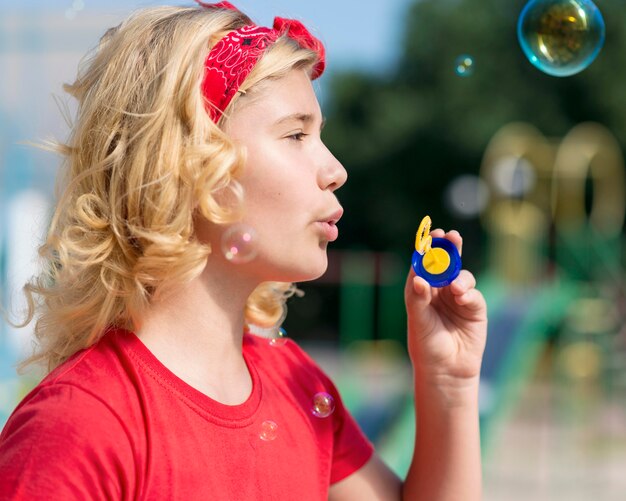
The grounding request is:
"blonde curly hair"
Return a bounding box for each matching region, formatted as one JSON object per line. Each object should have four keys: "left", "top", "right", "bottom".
{"left": 17, "top": 5, "right": 320, "bottom": 372}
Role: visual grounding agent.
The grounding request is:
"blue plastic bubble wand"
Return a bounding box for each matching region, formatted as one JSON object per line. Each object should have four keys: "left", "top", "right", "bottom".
{"left": 411, "top": 215, "right": 462, "bottom": 288}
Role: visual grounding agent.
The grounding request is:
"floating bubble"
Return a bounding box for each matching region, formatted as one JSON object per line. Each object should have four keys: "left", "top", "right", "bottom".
{"left": 269, "top": 327, "right": 288, "bottom": 347}
{"left": 259, "top": 420, "right": 278, "bottom": 441}
{"left": 454, "top": 55, "right": 474, "bottom": 77}
{"left": 517, "top": 0, "right": 605, "bottom": 77}
{"left": 490, "top": 156, "right": 537, "bottom": 197}
{"left": 444, "top": 175, "right": 490, "bottom": 218}
{"left": 311, "top": 392, "right": 335, "bottom": 418}
{"left": 221, "top": 224, "right": 257, "bottom": 263}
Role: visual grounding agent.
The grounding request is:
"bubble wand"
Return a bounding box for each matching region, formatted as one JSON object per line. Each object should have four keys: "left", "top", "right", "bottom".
{"left": 411, "top": 215, "right": 462, "bottom": 287}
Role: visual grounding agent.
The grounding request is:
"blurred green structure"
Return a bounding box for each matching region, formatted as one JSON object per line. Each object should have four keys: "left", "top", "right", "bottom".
{"left": 309, "top": 0, "right": 626, "bottom": 478}
{"left": 328, "top": 121, "right": 626, "bottom": 476}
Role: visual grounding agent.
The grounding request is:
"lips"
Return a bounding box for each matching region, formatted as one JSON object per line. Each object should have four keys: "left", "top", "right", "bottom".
{"left": 316, "top": 208, "right": 343, "bottom": 242}
{"left": 316, "top": 221, "right": 339, "bottom": 241}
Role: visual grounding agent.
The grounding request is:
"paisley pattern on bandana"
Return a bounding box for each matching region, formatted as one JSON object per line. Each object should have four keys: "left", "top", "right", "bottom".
{"left": 197, "top": 1, "right": 326, "bottom": 122}
{"left": 201, "top": 25, "right": 279, "bottom": 122}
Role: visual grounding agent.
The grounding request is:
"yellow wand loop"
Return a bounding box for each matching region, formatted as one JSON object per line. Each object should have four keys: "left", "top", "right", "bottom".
{"left": 415, "top": 215, "right": 432, "bottom": 255}
{"left": 414, "top": 215, "right": 450, "bottom": 275}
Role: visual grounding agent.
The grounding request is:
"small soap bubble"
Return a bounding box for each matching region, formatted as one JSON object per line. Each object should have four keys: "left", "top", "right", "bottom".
{"left": 454, "top": 55, "right": 474, "bottom": 77}
{"left": 64, "top": 8, "right": 77, "bottom": 20}
{"left": 517, "top": 0, "right": 605, "bottom": 77}
{"left": 221, "top": 224, "right": 257, "bottom": 263}
{"left": 311, "top": 392, "right": 335, "bottom": 418}
{"left": 72, "top": 0, "right": 85, "bottom": 10}
{"left": 444, "top": 175, "right": 489, "bottom": 219}
{"left": 259, "top": 420, "right": 278, "bottom": 441}
{"left": 269, "top": 327, "right": 288, "bottom": 347}
{"left": 491, "top": 156, "right": 536, "bottom": 197}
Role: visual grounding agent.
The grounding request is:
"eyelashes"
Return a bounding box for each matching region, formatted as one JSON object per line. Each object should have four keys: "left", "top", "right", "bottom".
{"left": 287, "top": 132, "right": 309, "bottom": 142}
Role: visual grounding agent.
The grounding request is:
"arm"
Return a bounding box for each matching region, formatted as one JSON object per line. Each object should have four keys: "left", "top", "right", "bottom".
{"left": 403, "top": 374, "right": 482, "bottom": 500}
{"left": 329, "top": 229, "right": 487, "bottom": 500}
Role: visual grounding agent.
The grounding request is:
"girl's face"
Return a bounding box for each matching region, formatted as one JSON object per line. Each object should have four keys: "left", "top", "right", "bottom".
{"left": 216, "top": 68, "right": 347, "bottom": 283}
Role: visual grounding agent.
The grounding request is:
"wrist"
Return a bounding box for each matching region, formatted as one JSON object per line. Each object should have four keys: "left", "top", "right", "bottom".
{"left": 413, "top": 372, "right": 480, "bottom": 409}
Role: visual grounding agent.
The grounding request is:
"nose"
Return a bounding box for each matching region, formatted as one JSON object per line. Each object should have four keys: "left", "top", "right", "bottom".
{"left": 317, "top": 144, "right": 347, "bottom": 192}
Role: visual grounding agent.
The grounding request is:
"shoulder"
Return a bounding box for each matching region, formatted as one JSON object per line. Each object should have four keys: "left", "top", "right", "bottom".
{"left": 244, "top": 332, "right": 347, "bottom": 424}
{"left": 244, "top": 331, "right": 333, "bottom": 382}
{"left": 245, "top": 334, "right": 378, "bottom": 486}
{"left": 1, "top": 381, "right": 131, "bottom": 447}
{"left": 32, "top": 329, "right": 143, "bottom": 420}
{"left": 44, "top": 328, "right": 133, "bottom": 387}
{"left": 244, "top": 331, "right": 321, "bottom": 363}
{"left": 0, "top": 330, "right": 141, "bottom": 486}
{"left": 2, "top": 332, "right": 137, "bottom": 443}
{"left": 0, "top": 382, "right": 137, "bottom": 499}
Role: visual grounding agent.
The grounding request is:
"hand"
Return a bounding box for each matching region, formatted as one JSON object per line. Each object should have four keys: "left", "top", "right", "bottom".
{"left": 404, "top": 228, "right": 487, "bottom": 387}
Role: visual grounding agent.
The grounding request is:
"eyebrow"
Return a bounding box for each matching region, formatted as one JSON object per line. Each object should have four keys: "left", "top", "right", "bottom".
{"left": 274, "top": 113, "right": 327, "bottom": 131}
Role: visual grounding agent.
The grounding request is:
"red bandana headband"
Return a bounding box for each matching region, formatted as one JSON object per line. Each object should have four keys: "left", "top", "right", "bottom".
{"left": 196, "top": 1, "right": 326, "bottom": 122}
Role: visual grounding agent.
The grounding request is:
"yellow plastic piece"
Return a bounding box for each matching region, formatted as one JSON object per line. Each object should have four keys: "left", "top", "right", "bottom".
{"left": 423, "top": 247, "right": 450, "bottom": 274}
{"left": 415, "top": 215, "right": 432, "bottom": 255}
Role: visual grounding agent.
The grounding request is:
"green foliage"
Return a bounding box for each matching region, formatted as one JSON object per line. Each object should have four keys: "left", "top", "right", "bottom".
{"left": 323, "top": 0, "right": 626, "bottom": 258}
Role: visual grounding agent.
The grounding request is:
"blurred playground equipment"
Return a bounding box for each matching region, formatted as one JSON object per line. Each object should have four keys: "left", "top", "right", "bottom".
{"left": 313, "top": 121, "right": 626, "bottom": 477}
{"left": 477, "top": 121, "right": 625, "bottom": 469}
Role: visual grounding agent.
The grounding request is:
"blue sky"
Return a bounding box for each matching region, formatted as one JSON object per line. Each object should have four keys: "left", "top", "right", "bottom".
{"left": 1, "top": 0, "right": 415, "bottom": 74}
{"left": 0, "top": 0, "right": 418, "bottom": 174}
{"left": 0, "top": 1, "right": 416, "bottom": 165}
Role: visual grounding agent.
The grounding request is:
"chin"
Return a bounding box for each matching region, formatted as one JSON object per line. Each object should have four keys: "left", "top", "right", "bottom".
{"left": 288, "top": 265, "right": 328, "bottom": 283}
{"left": 278, "top": 255, "right": 329, "bottom": 283}
{"left": 254, "top": 244, "right": 329, "bottom": 283}
{"left": 302, "top": 250, "right": 329, "bottom": 281}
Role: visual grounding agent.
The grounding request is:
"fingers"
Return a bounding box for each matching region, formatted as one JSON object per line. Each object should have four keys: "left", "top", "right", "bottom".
{"left": 404, "top": 269, "right": 433, "bottom": 311}
{"left": 450, "top": 269, "right": 476, "bottom": 295}
{"left": 450, "top": 270, "right": 485, "bottom": 311}
{"left": 453, "top": 288, "right": 484, "bottom": 309}
{"left": 406, "top": 225, "right": 466, "bottom": 310}
{"left": 430, "top": 228, "right": 462, "bottom": 256}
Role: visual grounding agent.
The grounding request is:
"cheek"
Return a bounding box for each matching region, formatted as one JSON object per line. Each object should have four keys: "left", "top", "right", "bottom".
{"left": 238, "top": 153, "right": 318, "bottom": 228}
{"left": 244, "top": 173, "right": 312, "bottom": 217}
{"left": 240, "top": 187, "right": 294, "bottom": 244}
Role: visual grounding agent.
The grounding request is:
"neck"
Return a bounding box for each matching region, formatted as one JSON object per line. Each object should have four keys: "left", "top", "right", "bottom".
{"left": 135, "top": 258, "right": 260, "bottom": 404}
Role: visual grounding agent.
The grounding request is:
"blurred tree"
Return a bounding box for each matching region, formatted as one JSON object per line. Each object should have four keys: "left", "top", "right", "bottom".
{"left": 322, "top": 0, "right": 626, "bottom": 268}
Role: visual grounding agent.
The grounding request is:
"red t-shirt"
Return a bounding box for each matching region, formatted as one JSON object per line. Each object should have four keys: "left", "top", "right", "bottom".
{"left": 0, "top": 329, "right": 374, "bottom": 500}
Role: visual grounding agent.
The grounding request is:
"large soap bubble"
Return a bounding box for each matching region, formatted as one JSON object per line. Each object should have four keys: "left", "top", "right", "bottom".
{"left": 517, "top": 0, "right": 605, "bottom": 77}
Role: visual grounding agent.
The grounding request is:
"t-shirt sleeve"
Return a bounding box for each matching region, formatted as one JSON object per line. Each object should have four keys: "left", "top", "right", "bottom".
{"left": 323, "top": 374, "right": 375, "bottom": 484}
{"left": 0, "top": 383, "right": 137, "bottom": 500}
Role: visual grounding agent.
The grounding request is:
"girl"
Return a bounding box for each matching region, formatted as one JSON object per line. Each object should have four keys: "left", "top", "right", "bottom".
{"left": 0, "top": 2, "right": 487, "bottom": 499}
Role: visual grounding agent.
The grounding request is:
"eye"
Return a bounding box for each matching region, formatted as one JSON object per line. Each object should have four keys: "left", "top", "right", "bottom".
{"left": 287, "top": 132, "right": 308, "bottom": 142}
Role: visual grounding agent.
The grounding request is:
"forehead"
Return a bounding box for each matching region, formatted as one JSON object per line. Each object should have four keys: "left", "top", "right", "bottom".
{"left": 229, "top": 69, "right": 322, "bottom": 129}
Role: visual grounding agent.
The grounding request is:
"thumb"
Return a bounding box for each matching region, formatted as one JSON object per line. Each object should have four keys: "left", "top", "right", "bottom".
{"left": 404, "top": 268, "right": 432, "bottom": 313}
